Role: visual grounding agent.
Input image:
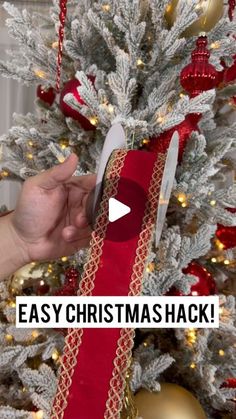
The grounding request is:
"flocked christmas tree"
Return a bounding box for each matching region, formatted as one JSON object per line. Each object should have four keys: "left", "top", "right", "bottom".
{"left": 0, "top": 0, "right": 236, "bottom": 418}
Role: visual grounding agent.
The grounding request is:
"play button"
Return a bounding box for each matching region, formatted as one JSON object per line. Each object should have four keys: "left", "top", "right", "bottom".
{"left": 86, "top": 177, "right": 147, "bottom": 242}
{"left": 108, "top": 198, "right": 131, "bottom": 223}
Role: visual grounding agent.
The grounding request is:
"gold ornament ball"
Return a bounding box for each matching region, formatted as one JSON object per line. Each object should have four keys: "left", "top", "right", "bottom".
{"left": 134, "top": 384, "right": 206, "bottom": 419}
{"left": 165, "top": 0, "right": 224, "bottom": 38}
{"left": 11, "top": 263, "right": 43, "bottom": 292}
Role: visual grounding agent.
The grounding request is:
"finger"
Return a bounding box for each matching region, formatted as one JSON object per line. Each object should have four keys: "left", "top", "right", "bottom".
{"left": 75, "top": 213, "right": 89, "bottom": 229}
{"left": 69, "top": 174, "right": 96, "bottom": 192}
{"left": 36, "top": 154, "right": 79, "bottom": 190}
{"left": 62, "top": 225, "right": 80, "bottom": 242}
{"left": 62, "top": 225, "right": 91, "bottom": 243}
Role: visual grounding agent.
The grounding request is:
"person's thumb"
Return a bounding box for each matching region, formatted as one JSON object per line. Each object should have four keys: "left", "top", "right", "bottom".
{"left": 35, "top": 154, "right": 78, "bottom": 190}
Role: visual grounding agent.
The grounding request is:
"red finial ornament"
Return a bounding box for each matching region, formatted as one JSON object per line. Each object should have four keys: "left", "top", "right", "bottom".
{"left": 37, "top": 85, "right": 56, "bottom": 106}
{"left": 180, "top": 36, "right": 218, "bottom": 98}
{"left": 56, "top": 0, "right": 68, "bottom": 93}
{"left": 228, "top": 0, "right": 236, "bottom": 21}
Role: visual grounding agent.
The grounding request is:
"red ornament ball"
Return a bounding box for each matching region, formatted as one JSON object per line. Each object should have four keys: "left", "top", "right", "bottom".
{"left": 54, "top": 267, "right": 79, "bottom": 336}
{"left": 145, "top": 114, "right": 200, "bottom": 162}
{"left": 167, "top": 262, "right": 217, "bottom": 296}
{"left": 55, "top": 267, "right": 79, "bottom": 297}
{"left": 221, "top": 377, "right": 236, "bottom": 403}
{"left": 216, "top": 224, "right": 236, "bottom": 250}
{"left": 222, "top": 378, "right": 236, "bottom": 389}
{"left": 215, "top": 208, "right": 236, "bottom": 250}
{"left": 60, "top": 77, "right": 96, "bottom": 131}
{"left": 37, "top": 85, "right": 56, "bottom": 106}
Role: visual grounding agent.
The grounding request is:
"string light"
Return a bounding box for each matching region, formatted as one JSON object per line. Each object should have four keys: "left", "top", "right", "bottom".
{"left": 146, "top": 262, "right": 155, "bottom": 273}
{"left": 89, "top": 116, "right": 99, "bottom": 126}
{"left": 61, "top": 256, "right": 68, "bottom": 262}
{"left": 35, "top": 410, "right": 44, "bottom": 419}
{"left": 107, "top": 104, "right": 114, "bottom": 114}
{"left": 32, "top": 330, "right": 39, "bottom": 339}
{"left": 224, "top": 259, "right": 230, "bottom": 265}
{"left": 1, "top": 170, "right": 9, "bottom": 177}
{"left": 210, "top": 200, "right": 216, "bottom": 207}
{"left": 137, "top": 58, "right": 145, "bottom": 68}
{"left": 28, "top": 140, "right": 34, "bottom": 147}
{"left": 211, "top": 257, "right": 217, "bottom": 263}
{"left": 26, "top": 153, "right": 33, "bottom": 160}
{"left": 102, "top": 4, "right": 110, "bottom": 12}
{"left": 59, "top": 138, "right": 69, "bottom": 150}
{"left": 5, "top": 334, "right": 13, "bottom": 342}
{"left": 102, "top": 102, "right": 114, "bottom": 114}
{"left": 220, "top": 307, "right": 231, "bottom": 323}
{"left": 58, "top": 156, "right": 66, "bottom": 163}
{"left": 142, "top": 138, "right": 150, "bottom": 145}
{"left": 195, "top": 2, "right": 202, "bottom": 10}
{"left": 190, "top": 362, "right": 196, "bottom": 369}
{"left": 34, "top": 69, "right": 46, "bottom": 79}
{"left": 156, "top": 114, "right": 165, "bottom": 124}
{"left": 215, "top": 239, "right": 225, "bottom": 250}
{"left": 52, "top": 41, "right": 59, "bottom": 49}
{"left": 39, "top": 280, "right": 45, "bottom": 286}
{"left": 177, "top": 192, "right": 188, "bottom": 208}
{"left": 22, "top": 387, "right": 27, "bottom": 393}
{"left": 9, "top": 301, "right": 16, "bottom": 308}
{"left": 177, "top": 192, "right": 186, "bottom": 203}
{"left": 218, "top": 349, "right": 225, "bottom": 356}
{"left": 52, "top": 350, "right": 60, "bottom": 361}
{"left": 186, "top": 328, "right": 197, "bottom": 345}
{"left": 143, "top": 341, "right": 148, "bottom": 347}
{"left": 179, "top": 92, "right": 185, "bottom": 98}
{"left": 210, "top": 41, "right": 220, "bottom": 49}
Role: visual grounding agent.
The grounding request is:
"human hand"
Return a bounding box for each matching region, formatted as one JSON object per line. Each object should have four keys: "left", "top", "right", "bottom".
{"left": 7, "top": 154, "right": 96, "bottom": 265}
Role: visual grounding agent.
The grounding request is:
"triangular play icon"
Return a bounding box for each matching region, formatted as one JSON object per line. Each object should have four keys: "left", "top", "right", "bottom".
{"left": 108, "top": 198, "right": 131, "bottom": 223}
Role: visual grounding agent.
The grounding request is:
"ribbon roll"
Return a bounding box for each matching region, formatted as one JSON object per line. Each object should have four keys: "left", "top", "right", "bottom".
{"left": 52, "top": 134, "right": 178, "bottom": 419}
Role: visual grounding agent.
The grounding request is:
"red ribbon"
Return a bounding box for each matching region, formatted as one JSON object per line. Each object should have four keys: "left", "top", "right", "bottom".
{"left": 52, "top": 148, "right": 167, "bottom": 419}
